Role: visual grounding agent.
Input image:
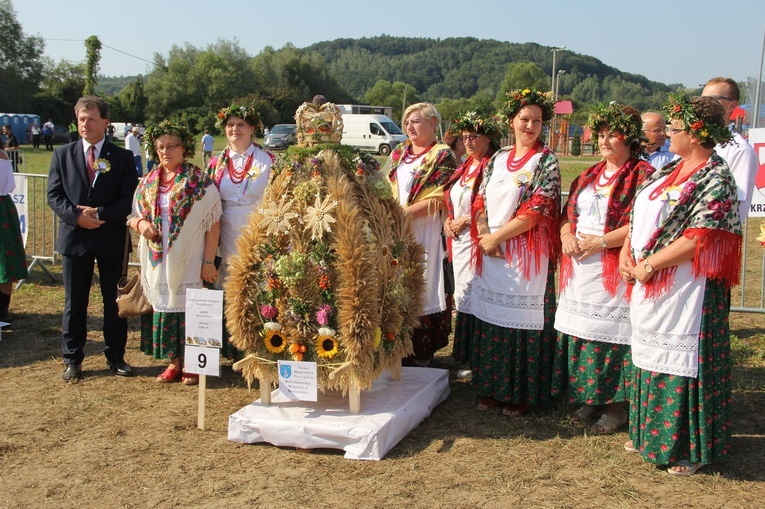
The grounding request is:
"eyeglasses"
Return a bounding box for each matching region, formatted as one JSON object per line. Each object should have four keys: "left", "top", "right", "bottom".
{"left": 155, "top": 143, "right": 181, "bottom": 152}
{"left": 665, "top": 126, "right": 685, "bottom": 135}
{"left": 460, "top": 134, "right": 484, "bottom": 142}
{"left": 642, "top": 128, "right": 664, "bottom": 135}
{"left": 707, "top": 94, "right": 735, "bottom": 102}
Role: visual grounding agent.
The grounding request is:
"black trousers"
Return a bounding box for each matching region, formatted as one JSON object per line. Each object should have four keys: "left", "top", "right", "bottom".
{"left": 61, "top": 250, "right": 127, "bottom": 366}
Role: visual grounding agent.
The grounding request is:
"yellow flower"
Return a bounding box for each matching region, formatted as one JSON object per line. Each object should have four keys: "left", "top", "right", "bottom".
{"left": 316, "top": 329, "right": 339, "bottom": 358}
{"left": 522, "top": 89, "right": 531, "bottom": 95}
{"left": 263, "top": 322, "right": 287, "bottom": 354}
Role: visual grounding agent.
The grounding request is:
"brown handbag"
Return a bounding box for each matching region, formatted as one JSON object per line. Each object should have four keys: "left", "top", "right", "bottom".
{"left": 116, "top": 228, "right": 152, "bottom": 318}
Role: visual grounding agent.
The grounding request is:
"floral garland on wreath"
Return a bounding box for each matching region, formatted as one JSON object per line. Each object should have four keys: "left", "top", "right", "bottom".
{"left": 143, "top": 120, "right": 196, "bottom": 161}
{"left": 664, "top": 90, "right": 732, "bottom": 147}
{"left": 499, "top": 88, "right": 555, "bottom": 122}
{"left": 586, "top": 101, "right": 646, "bottom": 157}
{"left": 215, "top": 104, "right": 264, "bottom": 132}
{"left": 448, "top": 110, "right": 505, "bottom": 143}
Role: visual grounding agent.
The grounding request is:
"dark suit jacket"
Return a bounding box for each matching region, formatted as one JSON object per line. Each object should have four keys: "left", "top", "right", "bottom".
{"left": 47, "top": 140, "right": 138, "bottom": 257}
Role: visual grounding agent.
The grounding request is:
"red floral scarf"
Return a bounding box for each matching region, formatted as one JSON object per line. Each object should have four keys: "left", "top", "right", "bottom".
{"left": 559, "top": 157, "right": 654, "bottom": 295}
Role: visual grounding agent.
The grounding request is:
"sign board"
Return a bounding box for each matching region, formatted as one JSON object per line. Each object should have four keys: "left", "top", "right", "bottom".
{"left": 277, "top": 361, "right": 318, "bottom": 402}
{"left": 183, "top": 288, "right": 223, "bottom": 377}
{"left": 12, "top": 174, "right": 28, "bottom": 247}
{"left": 750, "top": 128, "right": 765, "bottom": 217}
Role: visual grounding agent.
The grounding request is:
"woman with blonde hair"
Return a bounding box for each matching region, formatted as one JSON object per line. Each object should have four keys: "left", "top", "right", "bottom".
{"left": 387, "top": 102, "right": 457, "bottom": 366}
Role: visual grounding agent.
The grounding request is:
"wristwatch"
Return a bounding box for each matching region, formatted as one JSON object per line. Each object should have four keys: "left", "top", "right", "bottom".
{"left": 644, "top": 261, "right": 653, "bottom": 273}
{"left": 203, "top": 259, "right": 215, "bottom": 265}
{"left": 599, "top": 236, "right": 607, "bottom": 248}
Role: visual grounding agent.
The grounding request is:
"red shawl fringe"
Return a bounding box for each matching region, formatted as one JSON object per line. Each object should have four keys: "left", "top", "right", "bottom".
{"left": 640, "top": 228, "right": 742, "bottom": 299}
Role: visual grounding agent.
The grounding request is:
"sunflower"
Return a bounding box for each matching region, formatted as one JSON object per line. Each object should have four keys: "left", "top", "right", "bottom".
{"left": 316, "top": 328, "right": 339, "bottom": 358}
{"left": 263, "top": 322, "right": 287, "bottom": 354}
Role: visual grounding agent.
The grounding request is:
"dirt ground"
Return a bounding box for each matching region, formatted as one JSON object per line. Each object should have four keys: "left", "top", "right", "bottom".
{"left": 1, "top": 268, "right": 764, "bottom": 509}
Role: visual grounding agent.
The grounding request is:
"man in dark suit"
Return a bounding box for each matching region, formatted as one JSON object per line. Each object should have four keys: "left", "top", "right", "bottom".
{"left": 48, "top": 95, "right": 138, "bottom": 381}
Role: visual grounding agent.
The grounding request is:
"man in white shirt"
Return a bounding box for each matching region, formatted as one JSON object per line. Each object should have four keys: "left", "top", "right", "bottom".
{"left": 124, "top": 126, "right": 142, "bottom": 176}
{"left": 702, "top": 77, "right": 758, "bottom": 221}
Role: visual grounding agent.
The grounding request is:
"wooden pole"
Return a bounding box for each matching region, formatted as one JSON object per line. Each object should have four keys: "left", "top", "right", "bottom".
{"left": 197, "top": 374, "right": 206, "bottom": 430}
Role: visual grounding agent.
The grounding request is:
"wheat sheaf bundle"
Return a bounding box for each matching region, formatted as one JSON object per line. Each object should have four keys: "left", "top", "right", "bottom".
{"left": 224, "top": 146, "right": 424, "bottom": 392}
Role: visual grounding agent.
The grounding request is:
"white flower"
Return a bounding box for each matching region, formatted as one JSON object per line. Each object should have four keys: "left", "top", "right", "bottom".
{"left": 303, "top": 193, "right": 338, "bottom": 239}
{"left": 259, "top": 198, "right": 297, "bottom": 236}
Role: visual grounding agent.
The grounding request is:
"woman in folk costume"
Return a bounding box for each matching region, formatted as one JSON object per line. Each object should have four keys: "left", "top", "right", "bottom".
{"left": 208, "top": 105, "right": 273, "bottom": 358}
{"left": 387, "top": 102, "right": 457, "bottom": 367}
{"left": 128, "top": 121, "right": 221, "bottom": 385}
{"left": 470, "top": 88, "right": 561, "bottom": 416}
{"left": 443, "top": 111, "right": 504, "bottom": 380}
{"left": 553, "top": 103, "right": 654, "bottom": 434}
{"left": 619, "top": 92, "right": 740, "bottom": 476}
{"left": 208, "top": 104, "right": 273, "bottom": 285}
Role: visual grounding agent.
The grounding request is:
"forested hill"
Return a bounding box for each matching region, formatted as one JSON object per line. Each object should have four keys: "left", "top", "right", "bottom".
{"left": 306, "top": 36, "right": 676, "bottom": 112}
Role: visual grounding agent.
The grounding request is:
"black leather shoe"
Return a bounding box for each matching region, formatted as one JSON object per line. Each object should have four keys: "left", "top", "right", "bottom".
{"left": 107, "top": 360, "right": 133, "bottom": 377}
{"left": 62, "top": 364, "right": 82, "bottom": 381}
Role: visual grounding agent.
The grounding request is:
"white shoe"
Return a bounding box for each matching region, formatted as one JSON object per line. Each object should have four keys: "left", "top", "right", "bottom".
{"left": 456, "top": 369, "right": 472, "bottom": 380}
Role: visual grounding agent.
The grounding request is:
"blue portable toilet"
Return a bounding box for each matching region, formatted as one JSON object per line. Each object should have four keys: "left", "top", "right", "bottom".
{"left": 0, "top": 113, "right": 41, "bottom": 144}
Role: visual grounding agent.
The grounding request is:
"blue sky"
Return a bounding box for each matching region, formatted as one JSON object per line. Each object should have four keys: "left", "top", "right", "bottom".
{"left": 13, "top": 0, "right": 765, "bottom": 93}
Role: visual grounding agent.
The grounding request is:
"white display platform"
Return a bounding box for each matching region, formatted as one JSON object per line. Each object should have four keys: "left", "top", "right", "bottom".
{"left": 228, "top": 367, "right": 450, "bottom": 460}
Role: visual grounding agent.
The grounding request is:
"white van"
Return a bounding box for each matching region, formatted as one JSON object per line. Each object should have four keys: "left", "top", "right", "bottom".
{"left": 341, "top": 114, "right": 407, "bottom": 156}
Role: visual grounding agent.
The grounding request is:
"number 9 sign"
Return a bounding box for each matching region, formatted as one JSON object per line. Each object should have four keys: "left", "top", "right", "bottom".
{"left": 184, "top": 345, "right": 219, "bottom": 376}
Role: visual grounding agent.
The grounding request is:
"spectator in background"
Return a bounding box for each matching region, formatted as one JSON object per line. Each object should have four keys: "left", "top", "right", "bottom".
{"left": 42, "top": 121, "right": 54, "bottom": 151}
{"left": 106, "top": 123, "right": 116, "bottom": 142}
{"left": 702, "top": 77, "right": 758, "bottom": 221}
{"left": 30, "top": 122, "right": 42, "bottom": 150}
{"left": 68, "top": 120, "right": 79, "bottom": 142}
{"left": 641, "top": 112, "right": 675, "bottom": 169}
{"left": 201, "top": 129, "right": 214, "bottom": 167}
{"left": 125, "top": 126, "right": 143, "bottom": 176}
{"left": 2, "top": 125, "right": 20, "bottom": 172}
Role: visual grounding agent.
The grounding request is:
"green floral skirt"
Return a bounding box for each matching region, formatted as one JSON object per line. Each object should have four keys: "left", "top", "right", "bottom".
{"left": 552, "top": 333, "right": 631, "bottom": 406}
{"left": 0, "top": 195, "right": 28, "bottom": 283}
{"left": 629, "top": 278, "right": 732, "bottom": 467}
{"left": 140, "top": 311, "right": 185, "bottom": 360}
{"left": 470, "top": 266, "right": 557, "bottom": 405}
{"left": 451, "top": 311, "right": 476, "bottom": 363}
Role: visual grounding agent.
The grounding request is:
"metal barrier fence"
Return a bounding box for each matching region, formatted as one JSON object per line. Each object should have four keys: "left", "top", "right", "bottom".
{"left": 14, "top": 174, "right": 765, "bottom": 313}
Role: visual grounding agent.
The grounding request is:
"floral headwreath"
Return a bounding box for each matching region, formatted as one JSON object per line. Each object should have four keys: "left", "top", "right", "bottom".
{"left": 144, "top": 120, "right": 196, "bottom": 162}
{"left": 586, "top": 101, "right": 646, "bottom": 157}
{"left": 215, "top": 104, "right": 264, "bottom": 132}
{"left": 664, "top": 90, "right": 732, "bottom": 147}
{"left": 500, "top": 88, "right": 554, "bottom": 122}
{"left": 449, "top": 111, "right": 506, "bottom": 143}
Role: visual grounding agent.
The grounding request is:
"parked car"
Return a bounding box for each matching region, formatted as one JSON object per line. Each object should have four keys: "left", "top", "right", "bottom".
{"left": 52, "top": 124, "right": 71, "bottom": 144}
{"left": 264, "top": 124, "right": 297, "bottom": 150}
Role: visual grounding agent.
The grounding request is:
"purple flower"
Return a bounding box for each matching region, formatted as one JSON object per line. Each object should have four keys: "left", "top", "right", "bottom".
{"left": 316, "top": 304, "right": 333, "bottom": 325}
{"left": 260, "top": 304, "right": 278, "bottom": 319}
{"left": 683, "top": 182, "right": 697, "bottom": 195}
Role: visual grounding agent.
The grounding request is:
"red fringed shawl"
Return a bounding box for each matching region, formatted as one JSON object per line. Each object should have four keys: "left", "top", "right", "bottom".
{"left": 470, "top": 146, "right": 561, "bottom": 280}
{"left": 442, "top": 152, "right": 493, "bottom": 261}
{"left": 629, "top": 154, "right": 743, "bottom": 300}
{"left": 559, "top": 157, "right": 654, "bottom": 296}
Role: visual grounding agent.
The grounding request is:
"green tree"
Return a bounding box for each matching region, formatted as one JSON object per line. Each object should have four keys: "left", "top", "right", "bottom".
{"left": 83, "top": 35, "right": 102, "bottom": 95}
{"left": 33, "top": 58, "right": 85, "bottom": 122}
{"left": 364, "top": 80, "right": 420, "bottom": 124}
{"left": 0, "top": 0, "right": 45, "bottom": 112}
{"left": 117, "top": 78, "right": 148, "bottom": 123}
